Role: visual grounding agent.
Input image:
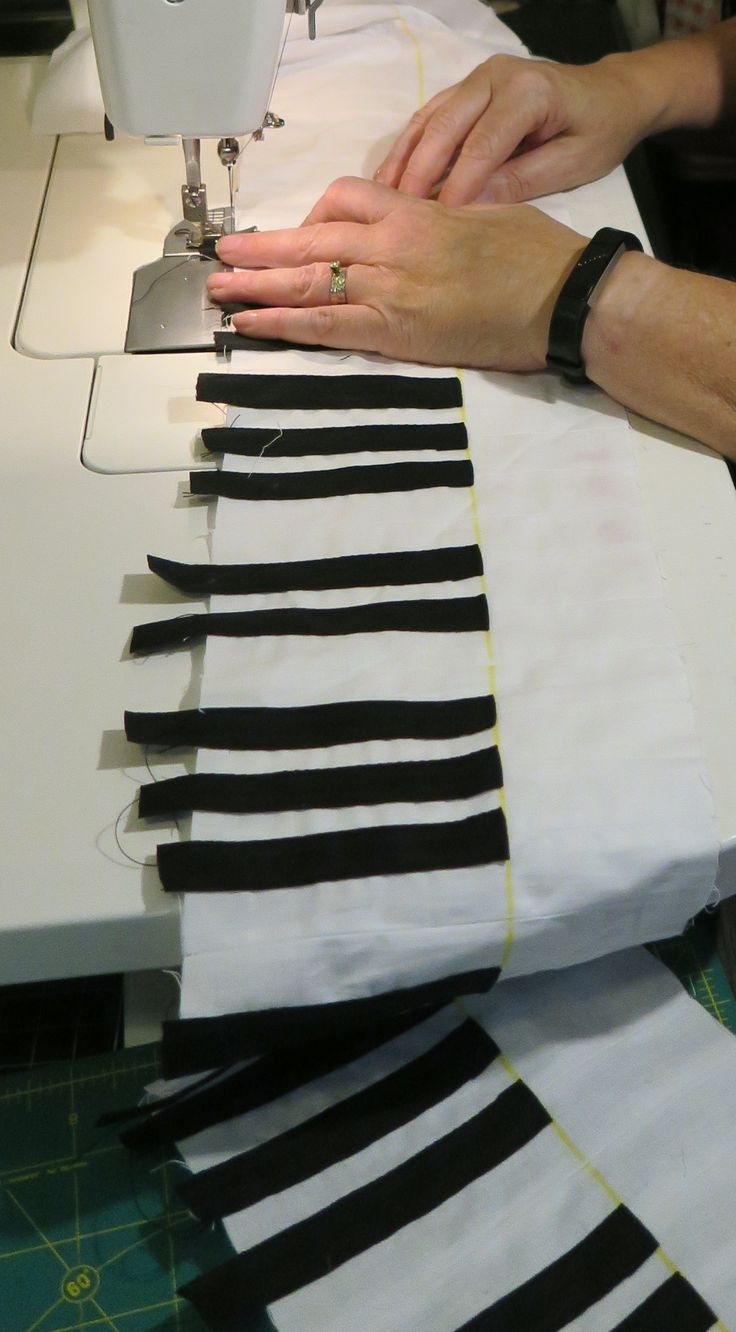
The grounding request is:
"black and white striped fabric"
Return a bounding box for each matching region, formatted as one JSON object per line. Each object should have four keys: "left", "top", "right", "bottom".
{"left": 117, "top": 4, "right": 731, "bottom": 1325}
{"left": 120, "top": 353, "right": 729, "bottom": 1331}
{"left": 118, "top": 243, "right": 730, "bottom": 1332}
{"left": 122, "top": 950, "right": 730, "bottom": 1332}
{"left": 126, "top": 346, "right": 722, "bottom": 1074}
{"left": 130, "top": 361, "right": 513, "bottom": 1069}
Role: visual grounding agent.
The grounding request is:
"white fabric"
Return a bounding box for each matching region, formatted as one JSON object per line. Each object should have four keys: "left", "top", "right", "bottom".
{"left": 270, "top": 1132, "right": 612, "bottom": 1332}
{"left": 180, "top": 889, "right": 507, "bottom": 1020}
{"left": 175, "top": 339, "right": 717, "bottom": 1017}
{"left": 469, "top": 946, "right": 736, "bottom": 1320}
{"left": 170, "top": 948, "right": 736, "bottom": 1330}
{"left": 226, "top": 1054, "right": 513, "bottom": 1255}
{"left": 181, "top": 357, "right": 509, "bottom": 1017}
{"left": 462, "top": 367, "right": 718, "bottom": 975}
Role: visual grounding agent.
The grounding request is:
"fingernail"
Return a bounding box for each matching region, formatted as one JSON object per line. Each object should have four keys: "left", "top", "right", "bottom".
{"left": 216, "top": 236, "right": 236, "bottom": 259}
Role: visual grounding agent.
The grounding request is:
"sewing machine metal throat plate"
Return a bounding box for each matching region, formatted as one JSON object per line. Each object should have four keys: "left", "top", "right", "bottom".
{"left": 126, "top": 217, "right": 232, "bottom": 355}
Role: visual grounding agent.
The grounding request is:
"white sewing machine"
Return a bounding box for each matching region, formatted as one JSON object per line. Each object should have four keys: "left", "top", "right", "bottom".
{"left": 2, "top": 0, "right": 736, "bottom": 999}
{"left": 88, "top": 0, "right": 323, "bottom": 353}
{"left": 16, "top": 0, "right": 325, "bottom": 463}
{"left": 1, "top": 0, "right": 328, "bottom": 990}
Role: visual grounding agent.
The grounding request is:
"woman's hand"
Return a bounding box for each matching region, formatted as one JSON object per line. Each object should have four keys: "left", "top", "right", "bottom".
{"left": 209, "top": 177, "right": 586, "bottom": 371}
{"left": 373, "top": 52, "right": 663, "bottom": 206}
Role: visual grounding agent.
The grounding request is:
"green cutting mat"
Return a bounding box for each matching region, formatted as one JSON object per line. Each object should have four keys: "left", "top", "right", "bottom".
{"left": 0, "top": 1044, "right": 270, "bottom": 1332}
{"left": 651, "top": 910, "right": 736, "bottom": 1034}
{"left": 0, "top": 915, "right": 733, "bottom": 1332}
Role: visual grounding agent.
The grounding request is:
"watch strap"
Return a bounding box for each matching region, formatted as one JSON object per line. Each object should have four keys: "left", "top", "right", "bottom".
{"left": 546, "top": 226, "right": 644, "bottom": 384}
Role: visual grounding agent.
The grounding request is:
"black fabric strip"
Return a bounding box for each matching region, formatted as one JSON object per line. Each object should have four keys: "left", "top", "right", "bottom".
{"left": 147, "top": 544, "right": 483, "bottom": 596}
{"left": 156, "top": 807, "right": 509, "bottom": 892}
{"left": 195, "top": 372, "right": 463, "bottom": 411}
{"left": 180, "top": 1079, "right": 550, "bottom": 1322}
{"left": 189, "top": 459, "right": 473, "bottom": 501}
{"left": 139, "top": 748, "right": 503, "bottom": 818}
{"left": 130, "top": 595, "right": 490, "bottom": 655}
{"left": 180, "top": 1020, "right": 499, "bottom": 1223}
{"left": 124, "top": 696, "right": 497, "bottom": 750}
{"left": 456, "top": 1205, "right": 659, "bottom": 1332}
{"left": 613, "top": 1274, "right": 717, "bottom": 1332}
{"left": 123, "top": 1009, "right": 432, "bottom": 1151}
{"left": 200, "top": 421, "right": 469, "bottom": 456}
{"left": 161, "top": 968, "right": 500, "bottom": 1077}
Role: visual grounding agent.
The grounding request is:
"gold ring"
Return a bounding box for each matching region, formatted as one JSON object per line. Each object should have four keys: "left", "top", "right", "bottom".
{"left": 329, "top": 260, "right": 348, "bottom": 305}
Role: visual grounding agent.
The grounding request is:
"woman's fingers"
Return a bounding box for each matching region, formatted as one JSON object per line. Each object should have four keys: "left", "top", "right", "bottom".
{"left": 300, "top": 176, "right": 402, "bottom": 227}
{"left": 395, "top": 79, "right": 497, "bottom": 200}
{"left": 208, "top": 261, "right": 375, "bottom": 310}
{"left": 374, "top": 86, "right": 456, "bottom": 190}
{"left": 437, "top": 88, "right": 550, "bottom": 206}
{"left": 216, "top": 213, "right": 376, "bottom": 271}
{"left": 215, "top": 179, "right": 399, "bottom": 277}
{"left": 375, "top": 55, "right": 582, "bottom": 206}
{"left": 474, "top": 137, "right": 590, "bottom": 206}
{"left": 228, "top": 304, "right": 389, "bottom": 355}
{"left": 211, "top": 182, "right": 399, "bottom": 330}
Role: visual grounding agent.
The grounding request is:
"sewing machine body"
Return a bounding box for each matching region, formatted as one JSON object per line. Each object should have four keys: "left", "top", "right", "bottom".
{"left": 3, "top": 10, "right": 736, "bottom": 985}
{"left": 88, "top": 0, "right": 287, "bottom": 139}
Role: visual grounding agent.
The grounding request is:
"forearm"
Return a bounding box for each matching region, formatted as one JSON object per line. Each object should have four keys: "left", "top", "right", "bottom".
{"left": 600, "top": 18, "right": 736, "bottom": 138}
{"left": 582, "top": 252, "right": 736, "bottom": 459}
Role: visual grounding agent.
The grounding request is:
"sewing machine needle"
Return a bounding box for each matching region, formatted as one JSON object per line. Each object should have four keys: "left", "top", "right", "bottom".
{"left": 227, "top": 163, "right": 234, "bottom": 224}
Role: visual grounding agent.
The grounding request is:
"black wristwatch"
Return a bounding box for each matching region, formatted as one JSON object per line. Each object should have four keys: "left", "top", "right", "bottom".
{"left": 546, "top": 227, "right": 644, "bottom": 384}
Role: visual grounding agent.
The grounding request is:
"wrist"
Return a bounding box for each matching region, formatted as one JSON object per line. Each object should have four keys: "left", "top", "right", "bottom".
{"left": 579, "top": 250, "right": 736, "bottom": 460}
{"left": 596, "top": 51, "right": 672, "bottom": 141}
{"left": 600, "top": 36, "right": 723, "bottom": 137}
{"left": 546, "top": 229, "right": 644, "bottom": 383}
{"left": 580, "top": 250, "right": 663, "bottom": 391}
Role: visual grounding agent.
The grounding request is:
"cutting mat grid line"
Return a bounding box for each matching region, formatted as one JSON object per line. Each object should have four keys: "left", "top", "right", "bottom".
{"left": 0, "top": 1044, "right": 268, "bottom": 1332}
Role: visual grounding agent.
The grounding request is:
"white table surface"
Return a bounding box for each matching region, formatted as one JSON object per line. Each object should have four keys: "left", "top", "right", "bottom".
{"left": 2, "top": 29, "right": 736, "bottom": 984}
